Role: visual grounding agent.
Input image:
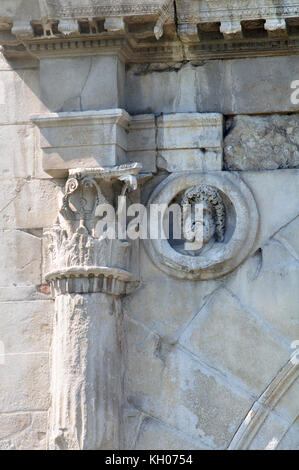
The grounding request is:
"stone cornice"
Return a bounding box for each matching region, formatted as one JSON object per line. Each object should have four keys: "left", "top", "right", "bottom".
{"left": 1, "top": 1, "right": 299, "bottom": 61}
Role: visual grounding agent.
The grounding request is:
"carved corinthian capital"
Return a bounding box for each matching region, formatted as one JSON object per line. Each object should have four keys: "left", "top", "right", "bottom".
{"left": 45, "top": 163, "right": 141, "bottom": 297}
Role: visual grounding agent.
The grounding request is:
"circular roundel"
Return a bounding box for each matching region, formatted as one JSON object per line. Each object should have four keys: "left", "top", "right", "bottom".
{"left": 144, "top": 172, "right": 259, "bottom": 280}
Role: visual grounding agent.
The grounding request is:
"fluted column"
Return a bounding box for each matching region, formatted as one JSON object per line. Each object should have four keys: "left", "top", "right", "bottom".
{"left": 45, "top": 164, "right": 141, "bottom": 450}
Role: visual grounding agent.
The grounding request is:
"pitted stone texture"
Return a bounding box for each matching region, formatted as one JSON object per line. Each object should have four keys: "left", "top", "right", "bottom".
{"left": 135, "top": 417, "right": 210, "bottom": 450}
{"left": 224, "top": 115, "right": 299, "bottom": 170}
{"left": 277, "top": 419, "right": 299, "bottom": 450}
{"left": 227, "top": 239, "right": 299, "bottom": 342}
{"left": 124, "top": 316, "right": 252, "bottom": 449}
{"left": 123, "top": 255, "right": 219, "bottom": 343}
{"left": 0, "top": 230, "right": 41, "bottom": 286}
{"left": 0, "top": 353, "right": 50, "bottom": 413}
{"left": 0, "top": 300, "right": 53, "bottom": 354}
{"left": 126, "top": 56, "right": 299, "bottom": 115}
{"left": 0, "top": 412, "right": 47, "bottom": 450}
{"left": 240, "top": 170, "right": 299, "bottom": 252}
{"left": 40, "top": 56, "right": 125, "bottom": 113}
{"left": 0, "top": 125, "right": 35, "bottom": 178}
{"left": 0, "top": 62, "right": 43, "bottom": 124}
{"left": 180, "top": 288, "right": 290, "bottom": 396}
{"left": 0, "top": 179, "right": 62, "bottom": 230}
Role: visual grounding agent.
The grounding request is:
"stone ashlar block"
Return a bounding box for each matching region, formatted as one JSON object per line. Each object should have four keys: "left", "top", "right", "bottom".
{"left": 0, "top": 353, "right": 50, "bottom": 413}
{"left": 180, "top": 288, "right": 290, "bottom": 396}
{"left": 0, "top": 230, "right": 41, "bottom": 286}
{"left": 157, "top": 113, "right": 223, "bottom": 171}
{"left": 0, "top": 300, "right": 53, "bottom": 354}
{"left": 32, "top": 109, "right": 157, "bottom": 177}
{"left": 0, "top": 124, "right": 35, "bottom": 178}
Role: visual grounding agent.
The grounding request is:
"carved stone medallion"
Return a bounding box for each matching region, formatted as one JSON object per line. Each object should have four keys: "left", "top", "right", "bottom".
{"left": 144, "top": 172, "right": 259, "bottom": 280}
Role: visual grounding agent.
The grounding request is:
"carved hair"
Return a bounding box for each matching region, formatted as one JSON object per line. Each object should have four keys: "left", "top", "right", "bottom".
{"left": 181, "top": 185, "right": 226, "bottom": 242}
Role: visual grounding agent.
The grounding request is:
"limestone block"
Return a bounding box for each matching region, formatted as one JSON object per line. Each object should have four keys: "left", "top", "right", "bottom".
{"left": 40, "top": 56, "right": 125, "bottom": 113}
{"left": 126, "top": 56, "right": 299, "bottom": 115}
{"left": 227, "top": 239, "right": 299, "bottom": 341}
{"left": 224, "top": 115, "right": 299, "bottom": 170}
{"left": 32, "top": 109, "right": 130, "bottom": 177}
{"left": 0, "top": 178, "right": 62, "bottom": 229}
{"left": 277, "top": 420, "right": 299, "bottom": 450}
{"left": 239, "top": 170, "right": 299, "bottom": 251}
{"left": 0, "top": 125, "right": 35, "bottom": 178}
{"left": 135, "top": 417, "right": 210, "bottom": 450}
{"left": 124, "top": 245, "right": 219, "bottom": 342}
{"left": 0, "top": 413, "right": 31, "bottom": 440}
{"left": 157, "top": 113, "right": 223, "bottom": 171}
{"left": 126, "top": 62, "right": 199, "bottom": 115}
{"left": 157, "top": 113, "right": 223, "bottom": 151}
{"left": 157, "top": 149, "right": 222, "bottom": 172}
{"left": 0, "top": 300, "right": 53, "bottom": 353}
{"left": 0, "top": 286, "right": 49, "bottom": 302}
{"left": 0, "top": 353, "right": 50, "bottom": 412}
{"left": 248, "top": 409, "right": 290, "bottom": 450}
{"left": 275, "top": 214, "right": 299, "bottom": 264}
{"left": 0, "top": 412, "right": 47, "bottom": 450}
{"left": 0, "top": 230, "right": 41, "bottom": 286}
{"left": 127, "top": 114, "right": 156, "bottom": 172}
{"left": 274, "top": 378, "right": 299, "bottom": 425}
{"left": 125, "top": 317, "right": 252, "bottom": 449}
{"left": 180, "top": 288, "right": 290, "bottom": 396}
{"left": 220, "top": 21, "right": 242, "bottom": 39}
{"left": 0, "top": 64, "right": 43, "bottom": 124}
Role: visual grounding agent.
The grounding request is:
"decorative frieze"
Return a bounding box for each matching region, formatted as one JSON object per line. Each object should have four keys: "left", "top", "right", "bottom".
{"left": 2, "top": 1, "right": 299, "bottom": 61}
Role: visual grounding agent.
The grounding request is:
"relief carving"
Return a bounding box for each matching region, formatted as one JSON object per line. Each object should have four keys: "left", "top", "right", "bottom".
{"left": 177, "top": 185, "right": 226, "bottom": 256}
{"left": 45, "top": 163, "right": 141, "bottom": 296}
{"left": 145, "top": 172, "right": 259, "bottom": 281}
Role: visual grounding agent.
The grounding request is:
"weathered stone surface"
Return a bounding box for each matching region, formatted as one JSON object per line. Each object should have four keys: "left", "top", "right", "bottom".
{"left": 157, "top": 113, "right": 223, "bottom": 171}
{"left": 0, "top": 286, "right": 50, "bottom": 302}
{"left": 0, "top": 300, "right": 53, "bottom": 354}
{"left": 224, "top": 115, "right": 299, "bottom": 170}
{"left": 248, "top": 410, "right": 290, "bottom": 450}
{"left": 126, "top": 56, "right": 299, "bottom": 115}
{"left": 40, "top": 56, "right": 125, "bottom": 113}
{"left": 32, "top": 109, "right": 130, "bottom": 177}
{"left": 0, "top": 413, "right": 31, "bottom": 440}
{"left": 1, "top": 1, "right": 299, "bottom": 448}
{"left": 0, "top": 125, "right": 35, "bottom": 178}
{"left": 180, "top": 288, "right": 290, "bottom": 396}
{"left": 0, "top": 179, "right": 62, "bottom": 230}
{"left": 123, "top": 257, "right": 219, "bottom": 342}
{"left": 0, "top": 66, "right": 43, "bottom": 124}
{"left": 276, "top": 419, "right": 299, "bottom": 450}
{"left": 240, "top": 170, "right": 299, "bottom": 251}
{"left": 135, "top": 417, "right": 210, "bottom": 450}
{"left": 0, "top": 353, "right": 50, "bottom": 413}
{"left": 0, "top": 412, "right": 47, "bottom": 450}
{"left": 0, "top": 230, "right": 41, "bottom": 286}
{"left": 227, "top": 239, "right": 299, "bottom": 341}
{"left": 124, "top": 316, "right": 253, "bottom": 449}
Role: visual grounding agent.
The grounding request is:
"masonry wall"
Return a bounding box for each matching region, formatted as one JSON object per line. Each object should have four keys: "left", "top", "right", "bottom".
{"left": 0, "top": 51, "right": 298, "bottom": 449}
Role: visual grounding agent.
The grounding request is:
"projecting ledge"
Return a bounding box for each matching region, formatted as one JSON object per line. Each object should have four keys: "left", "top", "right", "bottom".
{"left": 31, "top": 109, "right": 156, "bottom": 177}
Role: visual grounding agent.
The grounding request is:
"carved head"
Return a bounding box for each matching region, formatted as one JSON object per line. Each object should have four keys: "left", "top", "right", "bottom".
{"left": 181, "top": 185, "right": 225, "bottom": 246}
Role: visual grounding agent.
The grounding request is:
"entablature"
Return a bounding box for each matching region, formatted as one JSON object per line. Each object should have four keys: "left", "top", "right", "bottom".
{"left": 1, "top": 1, "right": 299, "bottom": 61}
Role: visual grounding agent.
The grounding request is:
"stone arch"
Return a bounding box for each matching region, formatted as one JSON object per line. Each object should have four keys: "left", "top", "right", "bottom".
{"left": 229, "top": 358, "right": 299, "bottom": 450}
